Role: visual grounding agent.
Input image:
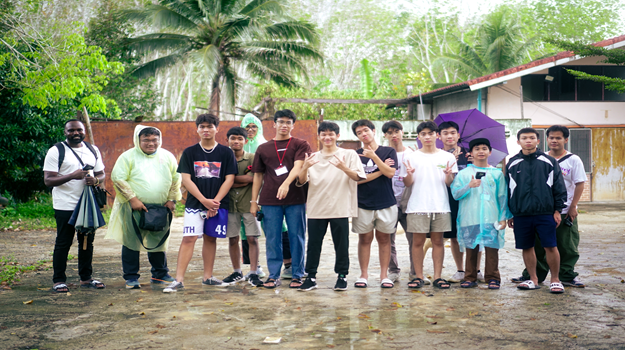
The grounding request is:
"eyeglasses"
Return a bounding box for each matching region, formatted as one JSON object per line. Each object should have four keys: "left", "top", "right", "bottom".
{"left": 245, "top": 125, "right": 258, "bottom": 130}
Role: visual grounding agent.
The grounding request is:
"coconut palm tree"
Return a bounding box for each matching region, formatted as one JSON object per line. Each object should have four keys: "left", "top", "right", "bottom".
{"left": 124, "top": 0, "right": 322, "bottom": 117}
{"left": 436, "top": 9, "right": 535, "bottom": 80}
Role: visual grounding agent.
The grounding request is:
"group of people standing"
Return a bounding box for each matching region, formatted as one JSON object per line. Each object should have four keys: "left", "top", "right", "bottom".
{"left": 43, "top": 110, "right": 586, "bottom": 295}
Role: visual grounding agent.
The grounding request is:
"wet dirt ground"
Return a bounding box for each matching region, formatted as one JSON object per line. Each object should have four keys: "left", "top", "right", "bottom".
{"left": 1, "top": 202, "right": 625, "bottom": 349}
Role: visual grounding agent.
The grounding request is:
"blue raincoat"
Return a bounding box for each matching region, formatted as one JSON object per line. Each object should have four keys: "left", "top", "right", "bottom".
{"left": 451, "top": 165, "right": 512, "bottom": 251}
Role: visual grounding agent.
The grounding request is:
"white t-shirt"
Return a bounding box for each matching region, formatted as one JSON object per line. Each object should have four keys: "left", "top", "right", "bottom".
{"left": 43, "top": 142, "right": 105, "bottom": 210}
{"left": 392, "top": 147, "right": 414, "bottom": 203}
{"left": 556, "top": 152, "right": 587, "bottom": 215}
{"left": 400, "top": 149, "right": 458, "bottom": 214}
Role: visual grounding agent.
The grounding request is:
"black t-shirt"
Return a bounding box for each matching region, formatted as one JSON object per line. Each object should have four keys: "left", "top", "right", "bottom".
{"left": 357, "top": 146, "right": 398, "bottom": 210}
{"left": 177, "top": 143, "right": 238, "bottom": 210}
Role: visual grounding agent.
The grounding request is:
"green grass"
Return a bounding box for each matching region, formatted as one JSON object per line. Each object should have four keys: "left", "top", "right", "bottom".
{"left": 0, "top": 255, "right": 51, "bottom": 285}
{"left": 0, "top": 192, "right": 56, "bottom": 230}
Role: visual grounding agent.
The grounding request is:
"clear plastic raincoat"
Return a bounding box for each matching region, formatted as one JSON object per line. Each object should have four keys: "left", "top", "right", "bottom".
{"left": 450, "top": 165, "right": 512, "bottom": 252}
{"left": 104, "top": 125, "right": 182, "bottom": 252}
{"left": 240, "top": 114, "right": 266, "bottom": 153}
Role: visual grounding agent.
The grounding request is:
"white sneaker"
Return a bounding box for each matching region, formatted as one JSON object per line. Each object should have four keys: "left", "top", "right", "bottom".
{"left": 449, "top": 271, "right": 465, "bottom": 283}
{"left": 388, "top": 272, "right": 400, "bottom": 283}
{"left": 163, "top": 281, "right": 184, "bottom": 293}
{"left": 477, "top": 271, "right": 485, "bottom": 282}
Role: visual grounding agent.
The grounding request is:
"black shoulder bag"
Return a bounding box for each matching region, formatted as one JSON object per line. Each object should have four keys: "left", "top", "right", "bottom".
{"left": 131, "top": 204, "right": 173, "bottom": 250}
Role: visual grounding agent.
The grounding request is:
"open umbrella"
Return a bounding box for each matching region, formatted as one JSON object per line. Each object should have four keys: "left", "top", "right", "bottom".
{"left": 418, "top": 109, "right": 508, "bottom": 166}
{"left": 68, "top": 186, "right": 106, "bottom": 250}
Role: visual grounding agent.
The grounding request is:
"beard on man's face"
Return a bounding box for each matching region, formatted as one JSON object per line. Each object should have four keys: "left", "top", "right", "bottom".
{"left": 68, "top": 134, "right": 85, "bottom": 143}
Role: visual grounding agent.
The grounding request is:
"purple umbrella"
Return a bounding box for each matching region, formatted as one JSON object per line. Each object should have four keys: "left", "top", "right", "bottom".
{"left": 417, "top": 109, "right": 508, "bottom": 166}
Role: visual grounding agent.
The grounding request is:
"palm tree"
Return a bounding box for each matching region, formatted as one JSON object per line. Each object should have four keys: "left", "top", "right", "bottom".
{"left": 124, "top": 0, "right": 322, "bottom": 117}
{"left": 436, "top": 9, "right": 535, "bottom": 80}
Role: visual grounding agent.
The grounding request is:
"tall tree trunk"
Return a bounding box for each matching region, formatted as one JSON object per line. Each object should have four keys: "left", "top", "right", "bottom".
{"left": 210, "top": 76, "right": 220, "bottom": 118}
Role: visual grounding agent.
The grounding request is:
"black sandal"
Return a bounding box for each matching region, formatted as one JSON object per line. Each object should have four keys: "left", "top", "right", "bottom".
{"left": 408, "top": 278, "right": 424, "bottom": 289}
{"left": 263, "top": 278, "right": 281, "bottom": 289}
{"left": 433, "top": 278, "right": 451, "bottom": 289}
{"left": 488, "top": 280, "right": 501, "bottom": 290}
{"left": 460, "top": 280, "right": 478, "bottom": 288}
{"left": 81, "top": 279, "right": 105, "bottom": 289}
{"left": 289, "top": 279, "right": 303, "bottom": 288}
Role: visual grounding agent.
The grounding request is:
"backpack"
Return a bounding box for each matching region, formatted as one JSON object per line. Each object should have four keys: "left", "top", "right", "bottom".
{"left": 55, "top": 141, "right": 98, "bottom": 170}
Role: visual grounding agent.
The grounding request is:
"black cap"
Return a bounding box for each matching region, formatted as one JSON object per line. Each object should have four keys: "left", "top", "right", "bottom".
{"left": 469, "top": 138, "right": 491, "bottom": 151}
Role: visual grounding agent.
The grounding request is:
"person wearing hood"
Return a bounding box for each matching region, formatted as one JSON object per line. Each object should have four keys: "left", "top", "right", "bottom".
{"left": 105, "top": 125, "right": 182, "bottom": 289}
{"left": 241, "top": 113, "right": 267, "bottom": 153}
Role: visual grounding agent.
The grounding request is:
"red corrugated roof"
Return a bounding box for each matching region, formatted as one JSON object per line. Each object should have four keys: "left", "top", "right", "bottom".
{"left": 412, "top": 34, "right": 625, "bottom": 99}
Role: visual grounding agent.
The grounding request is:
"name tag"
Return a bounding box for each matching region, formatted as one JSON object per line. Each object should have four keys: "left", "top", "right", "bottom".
{"left": 275, "top": 166, "right": 288, "bottom": 176}
{"left": 394, "top": 179, "right": 405, "bottom": 188}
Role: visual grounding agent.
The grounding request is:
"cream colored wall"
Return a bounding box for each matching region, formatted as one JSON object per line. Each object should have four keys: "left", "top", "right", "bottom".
{"left": 485, "top": 77, "right": 625, "bottom": 126}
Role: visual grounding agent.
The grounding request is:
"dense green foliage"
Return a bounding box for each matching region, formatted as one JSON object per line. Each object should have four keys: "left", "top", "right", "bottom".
{"left": 0, "top": 192, "right": 56, "bottom": 229}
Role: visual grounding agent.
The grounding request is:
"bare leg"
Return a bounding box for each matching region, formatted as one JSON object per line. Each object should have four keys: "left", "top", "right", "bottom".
{"left": 375, "top": 231, "right": 391, "bottom": 281}
{"left": 450, "top": 238, "right": 464, "bottom": 272}
{"left": 411, "top": 233, "right": 426, "bottom": 279}
{"left": 247, "top": 236, "right": 259, "bottom": 274}
{"left": 358, "top": 231, "right": 374, "bottom": 280}
{"left": 174, "top": 236, "right": 198, "bottom": 283}
{"left": 522, "top": 248, "right": 539, "bottom": 284}
{"left": 228, "top": 236, "right": 241, "bottom": 271}
{"left": 430, "top": 232, "right": 445, "bottom": 280}
{"left": 202, "top": 236, "right": 217, "bottom": 280}
{"left": 544, "top": 247, "right": 561, "bottom": 283}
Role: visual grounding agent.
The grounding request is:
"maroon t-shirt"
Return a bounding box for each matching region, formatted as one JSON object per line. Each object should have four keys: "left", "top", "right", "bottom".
{"left": 252, "top": 137, "right": 311, "bottom": 206}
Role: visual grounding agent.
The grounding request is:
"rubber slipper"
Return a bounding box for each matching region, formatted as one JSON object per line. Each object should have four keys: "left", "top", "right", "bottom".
{"left": 488, "top": 280, "right": 501, "bottom": 290}
{"left": 380, "top": 278, "right": 394, "bottom": 289}
{"left": 354, "top": 278, "right": 368, "bottom": 288}
{"left": 53, "top": 283, "right": 69, "bottom": 293}
{"left": 433, "top": 278, "right": 451, "bottom": 289}
{"left": 289, "top": 279, "right": 303, "bottom": 288}
{"left": 460, "top": 280, "right": 478, "bottom": 288}
{"left": 550, "top": 282, "right": 565, "bottom": 294}
{"left": 408, "top": 278, "right": 424, "bottom": 289}
{"left": 517, "top": 280, "right": 540, "bottom": 290}
{"left": 263, "top": 278, "right": 281, "bottom": 289}
{"left": 81, "top": 279, "right": 105, "bottom": 289}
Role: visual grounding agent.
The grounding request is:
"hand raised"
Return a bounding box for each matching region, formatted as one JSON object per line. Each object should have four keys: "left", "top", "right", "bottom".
{"left": 403, "top": 159, "right": 415, "bottom": 176}
{"left": 468, "top": 175, "right": 481, "bottom": 188}
{"left": 329, "top": 154, "right": 346, "bottom": 170}
{"left": 362, "top": 145, "right": 376, "bottom": 159}
{"left": 303, "top": 153, "right": 319, "bottom": 169}
{"left": 443, "top": 161, "right": 456, "bottom": 176}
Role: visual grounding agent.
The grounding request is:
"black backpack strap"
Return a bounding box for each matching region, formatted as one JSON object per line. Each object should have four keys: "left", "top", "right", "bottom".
{"left": 55, "top": 142, "right": 66, "bottom": 171}
{"left": 558, "top": 154, "right": 574, "bottom": 164}
{"left": 131, "top": 212, "right": 173, "bottom": 250}
{"left": 83, "top": 141, "right": 98, "bottom": 160}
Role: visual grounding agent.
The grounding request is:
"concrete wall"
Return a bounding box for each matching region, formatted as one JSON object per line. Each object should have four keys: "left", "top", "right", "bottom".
{"left": 433, "top": 90, "right": 479, "bottom": 116}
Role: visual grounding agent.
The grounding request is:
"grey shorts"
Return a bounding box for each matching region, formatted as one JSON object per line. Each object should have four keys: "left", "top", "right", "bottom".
{"left": 227, "top": 212, "right": 261, "bottom": 238}
{"left": 352, "top": 206, "right": 398, "bottom": 234}
{"left": 406, "top": 212, "right": 451, "bottom": 234}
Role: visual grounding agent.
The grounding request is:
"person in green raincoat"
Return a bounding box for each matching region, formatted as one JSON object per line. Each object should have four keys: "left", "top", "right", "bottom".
{"left": 241, "top": 113, "right": 267, "bottom": 153}
{"left": 105, "top": 125, "right": 182, "bottom": 289}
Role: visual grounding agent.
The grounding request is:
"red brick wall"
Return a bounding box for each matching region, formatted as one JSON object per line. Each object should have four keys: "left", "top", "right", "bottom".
{"left": 580, "top": 178, "right": 592, "bottom": 202}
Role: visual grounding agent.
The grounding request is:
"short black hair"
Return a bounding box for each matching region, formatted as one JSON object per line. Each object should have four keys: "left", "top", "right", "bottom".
{"left": 417, "top": 121, "right": 438, "bottom": 134}
{"left": 351, "top": 119, "right": 375, "bottom": 136}
{"left": 138, "top": 127, "right": 161, "bottom": 138}
{"left": 382, "top": 120, "right": 403, "bottom": 134}
{"left": 318, "top": 121, "right": 340, "bottom": 135}
{"left": 64, "top": 119, "right": 83, "bottom": 127}
{"left": 196, "top": 113, "right": 219, "bottom": 127}
{"left": 227, "top": 126, "right": 248, "bottom": 139}
{"left": 469, "top": 138, "right": 492, "bottom": 151}
{"left": 517, "top": 127, "right": 539, "bottom": 140}
{"left": 438, "top": 121, "right": 459, "bottom": 132}
{"left": 546, "top": 125, "right": 570, "bottom": 138}
{"left": 273, "top": 109, "right": 297, "bottom": 123}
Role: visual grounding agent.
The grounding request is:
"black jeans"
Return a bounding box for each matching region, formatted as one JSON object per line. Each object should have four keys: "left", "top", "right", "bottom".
{"left": 305, "top": 218, "right": 349, "bottom": 278}
{"left": 53, "top": 210, "right": 94, "bottom": 283}
{"left": 121, "top": 246, "right": 169, "bottom": 281}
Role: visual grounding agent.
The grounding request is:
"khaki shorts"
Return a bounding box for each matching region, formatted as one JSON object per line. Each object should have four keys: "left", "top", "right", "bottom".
{"left": 406, "top": 212, "right": 451, "bottom": 233}
{"left": 227, "top": 212, "right": 261, "bottom": 238}
{"left": 352, "top": 206, "right": 398, "bottom": 234}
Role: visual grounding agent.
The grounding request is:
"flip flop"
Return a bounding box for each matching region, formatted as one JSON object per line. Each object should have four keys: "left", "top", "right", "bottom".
{"left": 53, "top": 283, "right": 69, "bottom": 293}
{"left": 550, "top": 282, "right": 565, "bottom": 294}
{"left": 380, "top": 278, "right": 394, "bottom": 289}
{"left": 408, "top": 277, "right": 424, "bottom": 289}
{"left": 81, "top": 280, "right": 105, "bottom": 289}
{"left": 433, "top": 278, "right": 451, "bottom": 289}
{"left": 354, "top": 278, "right": 368, "bottom": 288}
{"left": 517, "top": 280, "right": 540, "bottom": 290}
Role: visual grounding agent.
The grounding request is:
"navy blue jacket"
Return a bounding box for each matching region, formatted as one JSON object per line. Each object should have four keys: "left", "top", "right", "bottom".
{"left": 506, "top": 149, "right": 567, "bottom": 216}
